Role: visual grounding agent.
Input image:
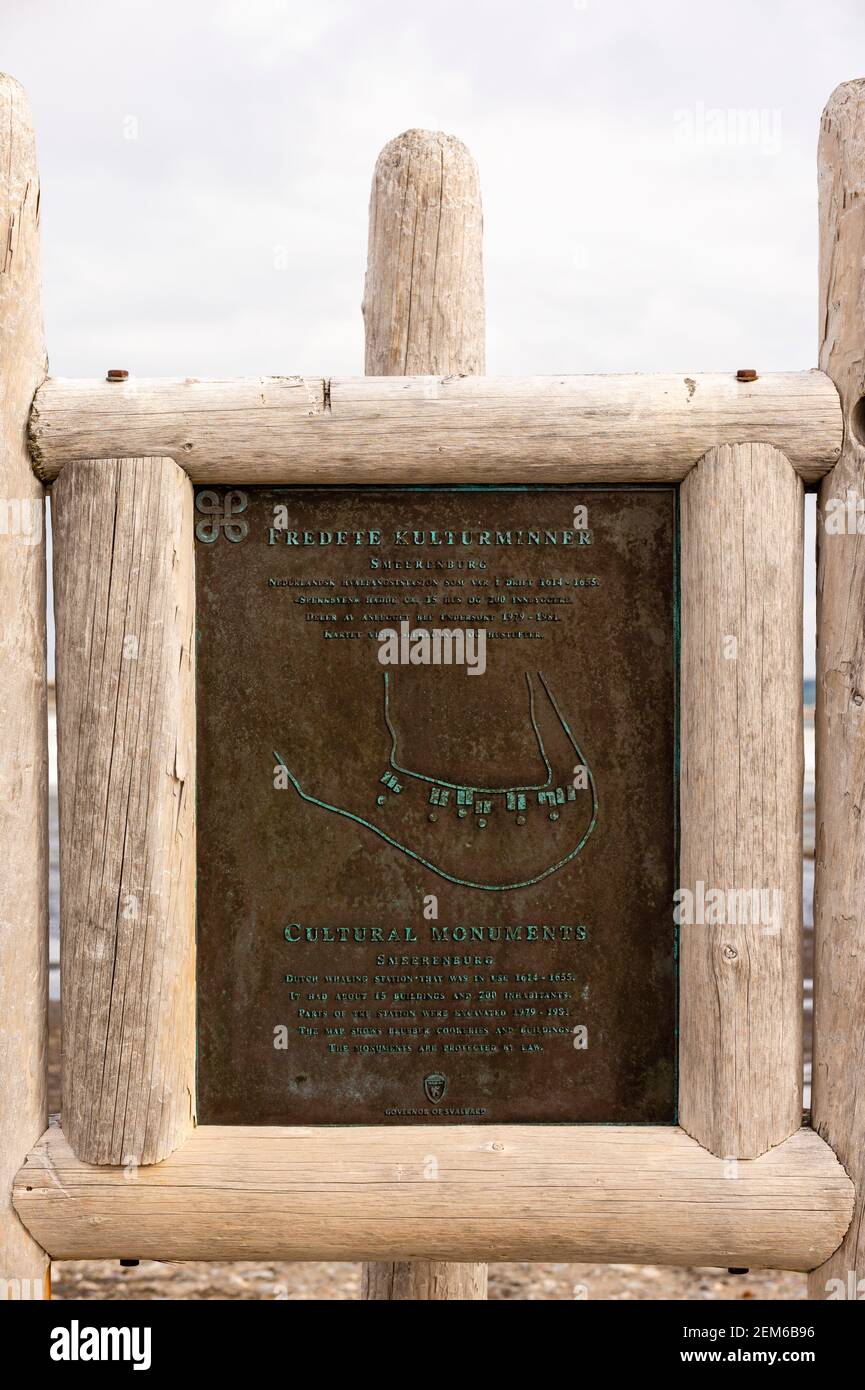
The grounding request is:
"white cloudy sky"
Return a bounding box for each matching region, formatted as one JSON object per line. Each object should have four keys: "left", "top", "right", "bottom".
{"left": 7, "top": 0, "right": 862, "bottom": 672}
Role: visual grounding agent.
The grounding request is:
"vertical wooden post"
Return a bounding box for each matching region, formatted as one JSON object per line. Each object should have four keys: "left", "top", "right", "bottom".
{"left": 679, "top": 443, "right": 803, "bottom": 1159}
{"left": 0, "top": 75, "right": 49, "bottom": 1301}
{"left": 361, "top": 128, "right": 487, "bottom": 1302}
{"left": 363, "top": 128, "right": 485, "bottom": 375}
{"left": 810, "top": 78, "right": 865, "bottom": 1299}
{"left": 52, "top": 457, "right": 196, "bottom": 1166}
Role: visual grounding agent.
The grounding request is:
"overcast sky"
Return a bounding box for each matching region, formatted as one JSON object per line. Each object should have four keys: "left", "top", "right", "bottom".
{"left": 7, "top": 0, "right": 861, "bottom": 673}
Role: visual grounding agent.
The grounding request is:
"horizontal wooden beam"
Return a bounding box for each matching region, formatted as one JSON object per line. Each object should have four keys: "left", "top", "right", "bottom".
{"left": 14, "top": 1122, "right": 852, "bottom": 1269}
{"left": 29, "top": 372, "right": 841, "bottom": 485}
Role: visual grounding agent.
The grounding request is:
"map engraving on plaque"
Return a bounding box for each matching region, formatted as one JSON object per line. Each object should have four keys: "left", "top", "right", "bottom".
{"left": 272, "top": 667, "right": 598, "bottom": 890}
{"left": 195, "top": 486, "right": 678, "bottom": 1125}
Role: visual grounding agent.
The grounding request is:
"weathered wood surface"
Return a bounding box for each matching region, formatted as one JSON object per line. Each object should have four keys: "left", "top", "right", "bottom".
{"left": 363, "top": 127, "right": 489, "bottom": 1300}
{"left": 29, "top": 372, "right": 841, "bottom": 486}
{"left": 679, "top": 442, "right": 803, "bottom": 1160}
{"left": 362, "top": 1262, "right": 488, "bottom": 1301}
{"left": 13, "top": 1122, "right": 852, "bottom": 1270}
{"left": 810, "top": 77, "right": 865, "bottom": 1300}
{"left": 363, "top": 129, "right": 485, "bottom": 375}
{"left": 52, "top": 457, "right": 195, "bottom": 1166}
{"left": 0, "top": 73, "right": 49, "bottom": 1300}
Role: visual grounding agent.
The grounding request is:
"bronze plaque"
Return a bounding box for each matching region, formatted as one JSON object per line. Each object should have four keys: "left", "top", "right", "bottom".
{"left": 195, "top": 486, "right": 677, "bottom": 1124}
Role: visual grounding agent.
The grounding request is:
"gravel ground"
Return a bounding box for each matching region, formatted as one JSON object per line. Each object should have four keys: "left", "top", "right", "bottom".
{"left": 50, "top": 1260, "right": 805, "bottom": 1302}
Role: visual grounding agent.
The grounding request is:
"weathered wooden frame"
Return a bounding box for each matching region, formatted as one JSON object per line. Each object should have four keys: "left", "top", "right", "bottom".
{"left": 9, "top": 372, "right": 856, "bottom": 1272}
{"left": 5, "top": 78, "right": 865, "bottom": 1298}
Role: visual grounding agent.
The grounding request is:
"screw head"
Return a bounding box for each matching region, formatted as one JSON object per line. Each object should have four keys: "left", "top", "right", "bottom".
{"left": 736, "top": 368, "right": 758, "bottom": 382}
{"left": 106, "top": 369, "right": 129, "bottom": 381}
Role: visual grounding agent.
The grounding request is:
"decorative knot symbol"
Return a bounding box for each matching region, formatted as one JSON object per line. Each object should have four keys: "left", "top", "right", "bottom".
{"left": 195, "top": 489, "right": 249, "bottom": 543}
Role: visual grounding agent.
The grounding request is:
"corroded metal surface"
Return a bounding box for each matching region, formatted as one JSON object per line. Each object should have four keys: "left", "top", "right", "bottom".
{"left": 196, "top": 487, "right": 677, "bottom": 1124}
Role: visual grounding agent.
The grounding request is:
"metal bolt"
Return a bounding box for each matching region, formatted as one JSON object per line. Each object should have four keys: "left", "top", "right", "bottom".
{"left": 106, "top": 368, "right": 129, "bottom": 381}
{"left": 736, "top": 368, "right": 758, "bottom": 382}
{"left": 723, "top": 944, "right": 738, "bottom": 961}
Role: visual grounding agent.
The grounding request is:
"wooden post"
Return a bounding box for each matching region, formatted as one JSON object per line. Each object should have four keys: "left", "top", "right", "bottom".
{"left": 363, "top": 129, "right": 484, "bottom": 375}
{"left": 810, "top": 78, "right": 865, "bottom": 1299}
{"left": 52, "top": 457, "right": 196, "bottom": 1166}
{"left": 0, "top": 75, "right": 49, "bottom": 1301}
{"left": 362, "top": 1261, "right": 488, "bottom": 1301}
{"left": 679, "top": 442, "right": 803, "bottom": 1159}
{"left": 361, "top": 128, "right": 487, "bottom": 1301}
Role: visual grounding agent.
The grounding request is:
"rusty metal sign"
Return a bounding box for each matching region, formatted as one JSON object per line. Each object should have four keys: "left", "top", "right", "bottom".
{"left": 195, "top": 486, "right": 677, "bottom": 1124}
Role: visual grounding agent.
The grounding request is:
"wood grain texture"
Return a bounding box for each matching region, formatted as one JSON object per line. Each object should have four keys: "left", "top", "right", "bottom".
{"left": 13, "top": 1121, "right": 852, "bottom": 1270}
{"left": 0, "top": 73, "right": 49, "bottom": 1300}
{"left": 362, "top": 1262, "right": 488, "bottom": 1301}
{"left": 363, "top": 129, "right": 484, "bottom": 375}
{"left": 810, "top": 78, "right": 865, "bottom": 1301}
{"left": 362, "top": 128, "right": 488, "bottom": 1301}
{"left": 28, "top": 372, "right": 841, "bottom": 486}
{"left": 679, "top": 443, "right": 803, "bottom": 1160}
{"left": 52, "top": 457, "right": 195, "bottom": 1166}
